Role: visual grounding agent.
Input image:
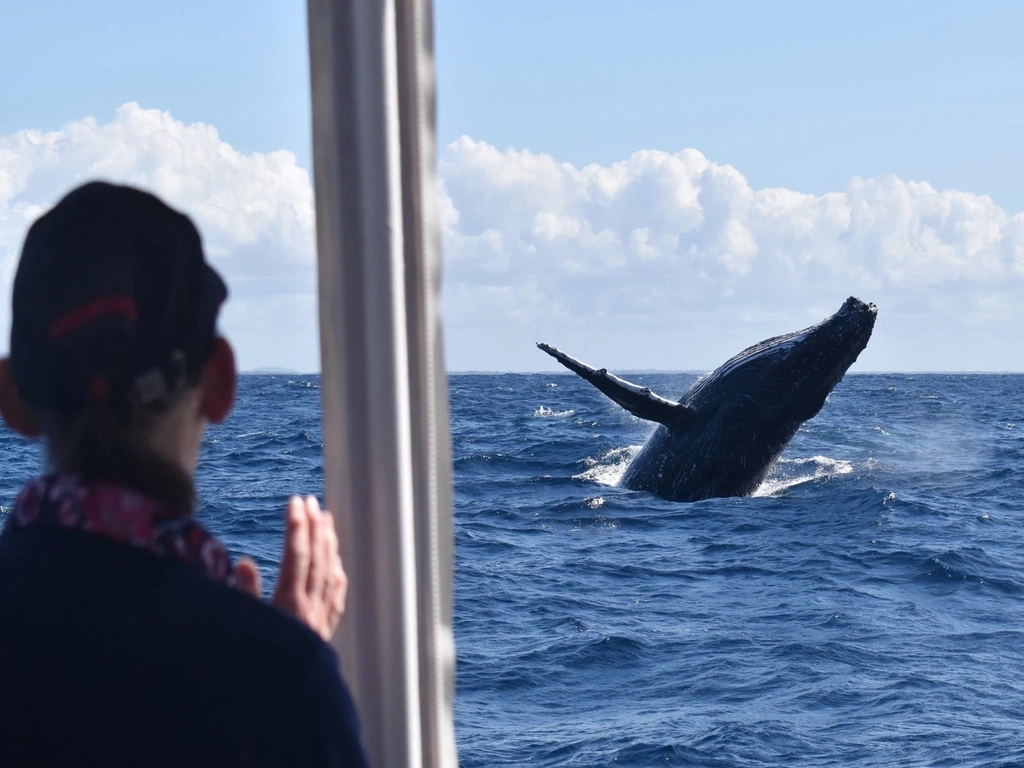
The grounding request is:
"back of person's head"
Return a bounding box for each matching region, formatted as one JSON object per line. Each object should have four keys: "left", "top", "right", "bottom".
{"left": 5, "top": 181, "right": 230, "bottom": 510}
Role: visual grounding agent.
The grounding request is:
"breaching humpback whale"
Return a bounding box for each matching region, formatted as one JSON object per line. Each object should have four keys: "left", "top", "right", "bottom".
{"left": 538, "top": 297, "right": 877, "bottom": 502}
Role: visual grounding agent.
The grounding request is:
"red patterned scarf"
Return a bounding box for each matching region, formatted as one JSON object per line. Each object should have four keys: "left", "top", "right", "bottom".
{"left": 4, "top": 475, "right": 236, "bottom": 586}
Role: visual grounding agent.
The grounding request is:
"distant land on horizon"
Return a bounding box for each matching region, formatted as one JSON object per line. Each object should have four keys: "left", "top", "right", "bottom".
{"left": 242, "top": 367, "right": 305, "bottom": 376}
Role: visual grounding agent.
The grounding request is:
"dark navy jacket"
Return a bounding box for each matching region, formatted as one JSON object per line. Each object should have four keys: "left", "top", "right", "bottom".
{"left": 0, "top": 525, "right": 370, "bottom": 767}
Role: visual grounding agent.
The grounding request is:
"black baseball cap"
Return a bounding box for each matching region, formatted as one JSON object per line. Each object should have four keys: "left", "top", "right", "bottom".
{"left": 10, "top": 181, "right": 227, "bottom": 415}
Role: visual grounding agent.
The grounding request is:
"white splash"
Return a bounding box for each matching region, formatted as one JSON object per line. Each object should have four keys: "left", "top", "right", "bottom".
{"left": 574, "top": 445, "right": 642, "bottom": 486}
{"left": 533, "top": 405, "right": 575, "bottom": 418}
{"left": 752, "top": 455, "right": 853, "bottom": 497}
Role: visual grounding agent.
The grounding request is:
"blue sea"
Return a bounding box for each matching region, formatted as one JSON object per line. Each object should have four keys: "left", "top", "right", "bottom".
{"left": 2, "top": 372, "right": 1023, "bottom": 767}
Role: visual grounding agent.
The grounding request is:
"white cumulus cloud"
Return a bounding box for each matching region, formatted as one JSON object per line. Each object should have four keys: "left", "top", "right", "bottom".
{"left": 2, "top": 107, "right": 1022, "bottom": 372}
{"left": 440, "top": 136, "right": 1024, "bottom": 371}
{"left": 0, "top": 103, "right": 316, "bottom": 370}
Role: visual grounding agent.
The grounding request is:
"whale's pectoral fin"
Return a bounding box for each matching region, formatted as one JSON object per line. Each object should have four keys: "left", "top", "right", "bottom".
{"left": 537, "top": 342, "right": 695, "bottom": 428}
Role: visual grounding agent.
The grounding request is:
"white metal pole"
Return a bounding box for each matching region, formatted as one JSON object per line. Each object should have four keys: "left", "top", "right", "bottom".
{"left": 307, "top": 0, "right": 456, "bottom": 766}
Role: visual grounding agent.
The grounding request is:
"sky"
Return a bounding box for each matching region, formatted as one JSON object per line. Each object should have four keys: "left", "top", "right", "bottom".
{"left": 1, "top": 1, "right": 1022, "bottom": 372}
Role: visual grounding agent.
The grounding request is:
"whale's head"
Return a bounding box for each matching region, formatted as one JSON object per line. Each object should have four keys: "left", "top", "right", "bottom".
{"left": 781, "top": 296, "right": 877, "bottom": 418}
{"left": 684, "top": 296, "right": 877, "bottom": 424}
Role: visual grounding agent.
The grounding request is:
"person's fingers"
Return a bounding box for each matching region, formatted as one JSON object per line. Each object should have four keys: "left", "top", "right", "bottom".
{"left": 305, "top": 495, "right": 326, "bottom": 598}
{"left": 268, "top": 494, "right": 347, "bottom": 642}
{"left": 335, "top": 559, "right": 348, "bottom": 613}
{"left": 275, "top": 496, "right": 310, "bottom": 601}
{"left": 235, "top": 557, "right": 263, "bottom": 598}
{"left": 322, "top": 512, "right": 346, "bottom": 631}
{"left": 320, "top": 509, "right": 339, "bottom": 605}
{"left": 328, "top": 557, "right": 347, "bottom": 626}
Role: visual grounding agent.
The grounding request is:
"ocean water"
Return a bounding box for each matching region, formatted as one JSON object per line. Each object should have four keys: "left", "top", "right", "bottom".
{"left": 452, "top": 372, "right": 1024, "bottom": 768}
{"left": 2, "top": 372, "right": 1023, "bottom": 767}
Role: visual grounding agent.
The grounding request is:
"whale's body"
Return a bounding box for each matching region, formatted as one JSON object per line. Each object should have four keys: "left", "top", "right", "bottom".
{"left": 539, "top": 297, "right": 877, "bottom": 502}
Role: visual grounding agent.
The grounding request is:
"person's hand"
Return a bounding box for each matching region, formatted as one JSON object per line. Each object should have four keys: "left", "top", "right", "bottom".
{"left": 235, "top": 495, "right": 348, "bottom": 641}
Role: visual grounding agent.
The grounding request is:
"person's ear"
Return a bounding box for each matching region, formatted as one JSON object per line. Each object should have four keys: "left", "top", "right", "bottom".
{"left": 200, "top": 338, "right": 236, "bottom": 424}
{"left": 0, "top": 358, "right": 42, "bottom": 438}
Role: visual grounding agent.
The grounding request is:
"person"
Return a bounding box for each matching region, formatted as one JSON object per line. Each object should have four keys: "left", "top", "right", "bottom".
{"left": 0, "top": 181, "right": 370, "bottom": 766}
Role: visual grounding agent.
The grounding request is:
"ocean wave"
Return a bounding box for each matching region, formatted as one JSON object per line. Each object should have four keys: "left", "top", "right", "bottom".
{"left": 532, "top": 405, "right": 575, "bottom": 418}
{"left": 573, "top": 445, "right": 642, "bottom": 486}
{"left": 751, "top": 455, "right": 854, "bottom": 497}
{"left": 569, "top": 634, "right": 647, "bottom": 666}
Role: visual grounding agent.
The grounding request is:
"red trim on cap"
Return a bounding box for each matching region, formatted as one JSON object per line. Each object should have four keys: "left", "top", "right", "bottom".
{"left": 49, "top": 295, "right": 138, "bottom": 339}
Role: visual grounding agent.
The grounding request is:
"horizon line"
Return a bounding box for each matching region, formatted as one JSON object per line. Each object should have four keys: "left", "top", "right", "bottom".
{"left": 242, "top": 368, "right": 1024, "bottom": 376}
